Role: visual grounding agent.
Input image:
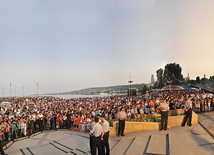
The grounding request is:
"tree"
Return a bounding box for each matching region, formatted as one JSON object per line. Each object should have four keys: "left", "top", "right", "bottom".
{"left": 209, "top": 76, "right": 214, "bottom": 89}
{"left": 196, "top": 76, "right": 200, "bottom": 84}
{"left": 189, "top": 80, "right": 196, "bottom": 85}
{"left": 209, "top": 76, "right": 214, "bottom": 83}
{"left": 201, "top": 77, "right": 208, "bottom": 88}
{"left": 163, "top": 63, "right": 183, "bottom": 85}
{"left": 139, "top": 85, "right": 150, "bottom": 94}
{"left": 156, "top": 68, "right": 165, "bottom": 89}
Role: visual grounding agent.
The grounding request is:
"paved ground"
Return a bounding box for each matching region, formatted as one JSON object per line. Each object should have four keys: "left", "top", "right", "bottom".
{"left": 198, "top": 112, "right": 214, "bottom": 134}
{"left": 4, "top": 122, "right": 214, "bottom": 155}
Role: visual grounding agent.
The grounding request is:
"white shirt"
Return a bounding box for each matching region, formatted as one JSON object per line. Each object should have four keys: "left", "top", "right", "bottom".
{"left": 38, "top": 114, "right": 44, "bottom": 119}
{"left": 185, "top": 99, "right": 192, "bottom": 109}
{"left": 102, "top": 120, "right": 109, "bottom": 133}
{"left": 91, "top": 123, "right": 103, "bottom": 137}
{"left": 160, "top": 102, "right": 169, "bottom": 111}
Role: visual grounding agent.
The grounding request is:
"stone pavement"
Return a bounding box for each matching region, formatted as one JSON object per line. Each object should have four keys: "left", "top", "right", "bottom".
{"left": 4, "top": 124, "right": 214, "bottom": 155}
{"left": 198, "top": 112, "right": 214, "bottom": 134}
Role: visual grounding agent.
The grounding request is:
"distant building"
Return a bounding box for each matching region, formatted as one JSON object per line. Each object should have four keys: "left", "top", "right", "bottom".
{"left": 151, "top": 74, "right": 155, "bottom": 85}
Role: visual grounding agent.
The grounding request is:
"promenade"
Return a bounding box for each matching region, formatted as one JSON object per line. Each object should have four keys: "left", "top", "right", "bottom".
{"left": 4, "top": 124, "right": 214, "bottom": 155}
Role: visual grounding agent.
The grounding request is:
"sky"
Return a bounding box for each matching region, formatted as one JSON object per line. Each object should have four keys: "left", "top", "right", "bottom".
{"left": 0, "top": 0, "right": 214, "bottom": 96}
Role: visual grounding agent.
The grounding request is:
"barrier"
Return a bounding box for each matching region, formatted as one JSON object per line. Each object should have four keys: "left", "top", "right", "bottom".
{"left": 109, "top": 111, "right": 198, "bottom": 136}
{"left": 109, "top": 121, "right": 159, "bottom": 136}
{"left": 167, "top": 111, "right": 198, "bottom": 128}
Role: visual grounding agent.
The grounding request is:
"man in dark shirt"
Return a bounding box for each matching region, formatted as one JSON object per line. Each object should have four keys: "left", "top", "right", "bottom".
{"left": 67, "top": 111, "right": 71, "bottom": 130}
{"left": 0, "top": 137, "right": 7, "bottom": 155}
{"left": 169, "top": 100, "right": 175, "bottom": 110}
{"left": 117, "top": 107, "right": 127, "bottom": 137}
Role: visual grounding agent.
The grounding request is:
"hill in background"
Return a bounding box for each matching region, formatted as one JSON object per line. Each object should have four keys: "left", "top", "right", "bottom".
{"left": 47, "top": 84, "right": 145, "bottom": 95}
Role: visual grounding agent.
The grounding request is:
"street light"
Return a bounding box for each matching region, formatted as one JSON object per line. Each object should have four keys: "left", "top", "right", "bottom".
{"left": 10, "top": 83, "right": 12, "bottom": 97}
{"left": 167, "top": 80, "right": 173, "bottom": 91}
{"left": 37, "top": 83, "right": 39, "bottom": 96}
{"left": 128, "top": 75, "right": 133, "bottom": 97}
{"left": 2, "top": 87, "right": 4, "bottom": 97}
{"left": 14, "top": 89, "right": 16, "bottom": 97}
{"left": 23, "top": 87, "right": 25, "bottom": 97}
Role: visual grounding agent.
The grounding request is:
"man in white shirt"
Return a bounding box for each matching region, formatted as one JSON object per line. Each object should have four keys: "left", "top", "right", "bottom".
{"left": 181, "top": 96, "right": 192, "bottom": 127}
{"left": 159, "top": 99, "right": 169, "bottom": 131}
{"left": 38, "top": 112, "right": 44, "bottom": 132}
{"left": 100, "top": 115, "right": 109, "bottom": 155}
{"left": 117, "top": 107, "right": 127, "bottom": 137}
{"left": 89, "top": 117, "right": 103, "bottom": 155}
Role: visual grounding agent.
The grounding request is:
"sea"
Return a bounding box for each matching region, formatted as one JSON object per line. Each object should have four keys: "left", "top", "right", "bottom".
{"left": 40, "top": 94, "right": 126, "bottom": 99}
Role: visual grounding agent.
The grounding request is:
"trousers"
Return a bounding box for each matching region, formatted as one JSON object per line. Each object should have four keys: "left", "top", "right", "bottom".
{"left": 161, "top": 111, "right": 168, "bottom": 130}
{"left": 92, "top": 136, "right": 102, "bottom": 155}
{"left": 118, "top": 120, "right": 125, "bottom": 136}
{"left": 101, "top": 132, "right": 109, "bottom": 155}
{"left": 181, "top": 108, "right": 192, "bottom": 126}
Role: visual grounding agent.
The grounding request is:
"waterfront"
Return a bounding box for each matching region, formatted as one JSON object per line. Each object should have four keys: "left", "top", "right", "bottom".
{"left": 40, "top": 94, "right": 126, "bottom": 99}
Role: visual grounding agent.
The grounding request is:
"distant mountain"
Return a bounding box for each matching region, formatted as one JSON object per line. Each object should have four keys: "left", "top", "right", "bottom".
{"left": 47, "top": 84, "right": 146, "bottom": 95}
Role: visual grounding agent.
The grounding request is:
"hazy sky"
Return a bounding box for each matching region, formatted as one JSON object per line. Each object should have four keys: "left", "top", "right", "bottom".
{"left": 1, "top": 0, "right": 214, "bottom": 96}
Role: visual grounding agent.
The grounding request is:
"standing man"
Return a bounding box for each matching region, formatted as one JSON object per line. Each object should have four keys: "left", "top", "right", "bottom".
{"left": 0, "top": 135, "right": 7, "bottom": 155}
{"left": 89, "top": 116, "right": 95, "bottom": 155}
{"left": 181, "top": 96, "right": 192, "bottom": 127}
{"left": 117, "top": 107, "right": 127, "bottom": 137}
{"left": 159, "top": 99, "right": 169, "bottom": 131}
{"left": 89, "top": 117, "right": 103, "bottom": 155}
{"left": 38, "top": 112, "right": 44, "bottom": 133}
{"left": 67, "top": 111, "right": 71, "bottom": 130}
{"left": 100, "top": 115, "right": 110, "bottom": 155}
{"left": 27, "top": 117, "right": 31, "bottom": 138}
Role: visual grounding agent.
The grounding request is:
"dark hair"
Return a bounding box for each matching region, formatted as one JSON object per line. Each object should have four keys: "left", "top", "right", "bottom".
{"left": 100, "top": 115, "right": 105, "bottom": 118}
{"left": 95, "top": 117, "right": 99, "bottom": 122}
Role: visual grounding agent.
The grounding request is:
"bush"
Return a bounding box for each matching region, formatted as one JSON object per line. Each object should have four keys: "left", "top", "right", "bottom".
{"left": 108, "top": 118, "right": 161, "bottom": 124}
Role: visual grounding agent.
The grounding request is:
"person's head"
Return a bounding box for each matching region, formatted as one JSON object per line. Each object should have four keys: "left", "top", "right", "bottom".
{"left": 100, "top": 115, "right": 105, "bottom": 122}
{"left": 95, "top": 116, "right": 99, "bottom": 123}
{"left": 121, "top": 107, "right": 125, "bottom": 112}
{"left": 91, "top": 116, "right": 95, "bottom": 122}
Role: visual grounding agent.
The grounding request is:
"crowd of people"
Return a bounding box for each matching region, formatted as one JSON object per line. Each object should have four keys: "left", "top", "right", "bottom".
{"left": 0, "top": 90, "right": 213, "bottom": 149}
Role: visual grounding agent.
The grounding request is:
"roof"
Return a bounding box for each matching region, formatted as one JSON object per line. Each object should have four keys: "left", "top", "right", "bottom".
{"left": 162, "top": 85, "right": 184, "bottom": 90}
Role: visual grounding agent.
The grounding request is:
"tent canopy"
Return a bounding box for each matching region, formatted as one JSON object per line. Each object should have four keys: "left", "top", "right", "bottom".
{"left": 162, "top": 85, "right": 184, "bottom": 90}
{"left": 183, "top": 88, "right": 196, "bottom": 91}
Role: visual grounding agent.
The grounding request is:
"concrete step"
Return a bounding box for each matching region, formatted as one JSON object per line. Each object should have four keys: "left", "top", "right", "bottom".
{"left": 19, "top": 148, "right": 32, "bottom": 155}
{"left": 125, "top": 136, "right": 149, "bottom": 155}
{"left": 76, "top": 143, "right": 90, "bottom": 154}
{"left": 52, "top": 140, "right": 90, "bottom": 155}
{"left": 7, "top": 147, "right": 36, "bottom": 155}
{"left": 110, "top": 138, "right": 135, "bottom": 155}
{"left": 146, "top": 134, "right": 167, "bottom": 155}
{"left": 109, "top": 139, "right": 121, "bottom": 150}
{"left": 30, "top": 142, "right": 68, "bottom": 155}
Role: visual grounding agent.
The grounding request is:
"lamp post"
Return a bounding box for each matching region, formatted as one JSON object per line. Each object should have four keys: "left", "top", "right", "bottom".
{"left": 23, "top": 87, "right": 24, "bottom": 97}
{"left": 168, "top": 80, "right": 173, "bottom": 91}
{"left": 128, "top": 76, "right": 133, "bottom": 96}
{"left": 10, "top": 83, "right": 12, "bottom": 97}
{"left": 128, "top": 75, "right": 133, "bottom": 105}
{"left": 37, "top": 83, "right": 39, "bottom": 96}
{"left": 14, "top": 88, "right": 16, "bottom": 97}
{"left": 2, "top": 87, "right": 4, "bottom": 97}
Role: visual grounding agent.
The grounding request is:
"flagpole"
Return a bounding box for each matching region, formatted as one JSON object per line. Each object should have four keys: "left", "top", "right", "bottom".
{"left": 10, "top": 83, "right": 12, "bottom": 97}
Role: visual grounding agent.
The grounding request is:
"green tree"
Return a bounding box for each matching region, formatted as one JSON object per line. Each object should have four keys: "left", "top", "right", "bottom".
{"left": 189, "top": 79, "right": 196, "bottom": 85}
{"left": 156, "top": 68, "right": 165, "bottom": 89}
{"left": 201, "top": 77, "right": 208, "bottom": 88}
{"left": 196, "top": 76, "right": 200, "bottom": 84}
{"left": 209, "top": 76, "right": 214, "bottom": 89}
{"left": 164, "top": 63, "right": 183, "bottom": 85}
{"left": 139, "top": 85, "right": 150, "bottom": 94}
